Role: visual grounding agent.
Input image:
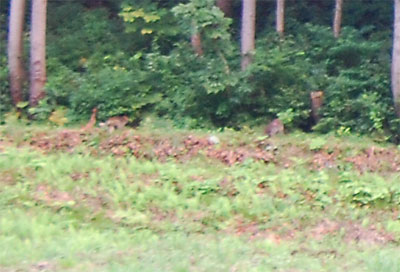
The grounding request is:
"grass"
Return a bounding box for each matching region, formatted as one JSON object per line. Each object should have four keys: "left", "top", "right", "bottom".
{"left": 0, "top": 123, "right": 400, "bottom": 271}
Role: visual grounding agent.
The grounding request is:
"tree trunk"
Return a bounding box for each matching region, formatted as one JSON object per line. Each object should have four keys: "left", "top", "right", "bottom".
{"left": 240, "top": 0, "right": 256, "bottom": 70}
{"left": 310, "top": 91, "right": 324, "bottom": 124}
{"left": 333, "top": 0, "right": 343, "bottom": 38}
{"left": 29, "top": 0, "right": 47, "bottom": 107}
{"left": 7, "top": 0, "right": 26, "bottom": 106}
{"left": 276, "top": 0, "right": 285, "bottom": 38}
{"left": 392, "top": 0, "right": 400, "bottom": 117}
{"left": 216, "top": 0, "right": 233, "bottom": 17}
{"left": 191, "top": 32, "right": 203, "bottom": 56}
{"left": 191, "top": 22, "right": 203, "bottom": 56}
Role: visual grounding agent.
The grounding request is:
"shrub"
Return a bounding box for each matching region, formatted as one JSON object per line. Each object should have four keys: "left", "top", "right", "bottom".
{"left": 69, "top": 62, "right": 161, "bottom": 122}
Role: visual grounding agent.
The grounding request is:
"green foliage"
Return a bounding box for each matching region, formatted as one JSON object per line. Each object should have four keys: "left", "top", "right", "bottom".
{"left": 47, "top": 3, "right": 129, "bottom": 70}
{"left": 28, "top": 98, "right": 54, "bottom": 121}
{"left": 172, "top": 0, "right": 232, "bottom": 54}
{"left": 69, "top": 61, "right": 161, "bottom": 121}
{"left": 0, "top": 55, "right": 11, "bottom": 120}
{"left": 0, "top": 14, "right": 12, "bottom": 120}
{"left": 239, "top": 34, "right": 314, "bottom": 127}
{"left": 119, "top": 1, "right": 180, "bottom": 54}
{"left": 147, "top": 45, "right": 240, "bottom": 127}
{"left": 339, "top": 174, "right": 399, "bottom": 206}
{"left": 2, "top": 0, "right": 399, "bottom": 139}
{"left": 45, "top": 59, "right": 81, "bottom": 107}
{"left": 241, "top": 24, "right": 396, "bottom": 135}
{"left": 312, "top": 28, "right": 393, "bottom": 135}
{"left": 309, "top": 137, "right": 327, "bottom": 151}
{"left": 144, "top": 1, "right": 238, "bottom": 127}
{"left": 48, "top": 107, "right": 69, "bottom": 126}
{"left": 120, "top": 6, "right": 162, "bottom": 35}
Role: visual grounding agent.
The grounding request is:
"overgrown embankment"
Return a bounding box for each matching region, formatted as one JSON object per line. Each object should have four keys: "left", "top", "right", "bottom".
{"left": 0, "top": 125, "right": 399, "bottom": 271}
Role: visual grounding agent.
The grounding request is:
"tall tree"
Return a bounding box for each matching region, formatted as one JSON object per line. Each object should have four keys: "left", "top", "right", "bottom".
{"left": 29, "top": 0, "right": 47, "bottom": 107}
{"left": 333, "top": 0, "right": 343, "bottom": 38}
{"left": 392, "top": 0, "right": 400, "bottom": 117}
{"left": 276, "top": 0, "right": 285, "bottom": 38}
{"left": 7, "top": 0, "right": 26, "bottom": 106}
{"left": 240, "top": 0, "right": 256, "bottom": 70}
{"left": 216, "top": 0, "right": 233, "bottom": 18}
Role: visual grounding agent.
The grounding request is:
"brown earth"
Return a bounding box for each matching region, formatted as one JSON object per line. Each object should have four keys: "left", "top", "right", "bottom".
{"left": 2, "top": 128, "right": 393, "bottom": 174}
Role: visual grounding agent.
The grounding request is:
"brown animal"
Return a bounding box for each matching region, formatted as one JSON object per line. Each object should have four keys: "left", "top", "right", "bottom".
{"left": 265, "top": 118, "right": 284, "bottom": 137}
{"left": 80, "top": 108, "right": 97, "bottom": 132}
{"left": 100, "top": 116, "right": 129, "bottom": 133}
{"left": 310, "top": 91, "right": 324, "bottom": 124}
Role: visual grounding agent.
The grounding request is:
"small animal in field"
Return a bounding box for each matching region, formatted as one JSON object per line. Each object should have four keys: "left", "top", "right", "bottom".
{"left": 80, "top": 108, "right": 98, "bottom": 132}
{"left": 265, "top": 118, "right": 284, "bottom": 137}
{"left": 100, "top": 116, "right": 129, "bottom": 133}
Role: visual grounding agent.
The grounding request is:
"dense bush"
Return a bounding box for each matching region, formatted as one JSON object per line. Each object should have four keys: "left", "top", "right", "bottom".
{"left": 69, "top": 65, "right": 162, "bottom": 122}
{"left": 140, "top": 0, "right": 240, "bottom": 128}
{"left": 147, "top": 44, "right": 241, "bottom": 128}
{"left": 47, "top": 4, "right": 127, "bottom": 71}
{"left": 236, "top": 24, "right": 396, "bottom": 136}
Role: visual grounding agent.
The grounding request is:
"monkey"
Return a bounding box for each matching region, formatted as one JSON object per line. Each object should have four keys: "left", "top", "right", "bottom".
{"left": 265, "top": 118, "right": 284, "bottom": 137}
{"left": 80, "top": 108, "right": 97, "bottom": 132}
{"left": 99, "top": 116, "right": 129, "bottom": 133}
{"left": 310, "top": 91, "right": 324, "bottom": 124}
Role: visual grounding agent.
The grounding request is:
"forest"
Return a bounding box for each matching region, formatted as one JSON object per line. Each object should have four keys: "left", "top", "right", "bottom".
{"left": 0, "top": 0, "right": 399, "bottom": 139}
{"left": 1, "top": 0, "right": 400, "bottom": 271}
